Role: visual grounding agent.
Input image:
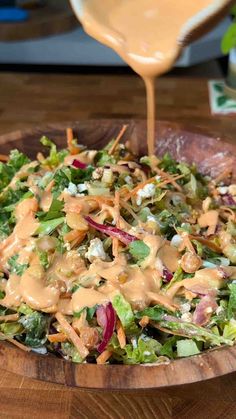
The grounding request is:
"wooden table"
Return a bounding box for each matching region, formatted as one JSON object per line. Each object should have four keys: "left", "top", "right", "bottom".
{"left": 1, "top": 72, "right": 236, "bottom": 418}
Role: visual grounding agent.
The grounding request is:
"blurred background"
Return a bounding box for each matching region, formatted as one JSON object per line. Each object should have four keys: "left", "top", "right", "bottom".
{"left": 0, "top": 0, "right": 235, "bottom": 137}
{"left": 0, "top": 0, "right": 230, "bottom": 76}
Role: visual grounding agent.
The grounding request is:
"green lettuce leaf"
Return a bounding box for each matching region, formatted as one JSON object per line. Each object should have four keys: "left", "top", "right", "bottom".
{"left": 112, "top": 294, "right": 138, "bottom": 333}
{"left": 135, "top": 305, "right": 170, "bottom": 322}
{"left": 19, "top": 310, "right": 48, "bottom": 347}
{"left": 7, "top": 254, "right": 29, "bottom": 276}
{"left": 227, "top": 283, "right": 236, "bottom": 320}
{"left": 40, "top": 136, "right": 68, "bottom": 168}
{"left": 176, "top": 339, "right": 200, "bottom": 357}
{"left": 37, "top": 198, "right": 64, "bottom": 221}
{"left": 36, "top": 217, "right": 64, "bottom": 236}
{"left": 128, "top": 240, "right": 150, "bottom": 261}
{"left": 123, "top": 336, "right": 161, "bottom": 364}
{"left": 159, "top": 318, "right": 232, "bottom": 346}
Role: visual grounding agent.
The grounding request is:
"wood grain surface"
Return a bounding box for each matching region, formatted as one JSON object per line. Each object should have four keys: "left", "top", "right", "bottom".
{"left": 0, "top": 72, "right": 236, "bottom": 417}
{"left": 0, "top": 0, "right": 78, "bottom": 42}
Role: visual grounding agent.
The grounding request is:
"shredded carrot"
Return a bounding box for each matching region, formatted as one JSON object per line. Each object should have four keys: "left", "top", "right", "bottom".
{"left": 67, "top": 127, "right": 80, "bottom": 155}
{"left": 0, "top": 313, "right": 19, "bottom": 322}
{"left": 55, "top": 312, "right": 89, "bottom": 358}
{"left": 37, "top": 152, "right": 45, "bottom": 163}
{"left": 48, "top": 332, "right": 67, "bottom": 343}
{"left": 0, "top": 332, "right": 31, "bottom": 352}
{"left": 155, "top": 167, "right": 182, "bottom": 192}
{"left": 120, "top": 199, "right": 140, "bottom": 222}
{"left": 64, "top": 229, "right": 86, "bottom": 243}
{"left": 108, "top": 124, "right": 128, "bottom": 155}
{"left": 96, "top": 349, "right": 112, "bottom": 364}
{"left": 116, "top": 319, "right": 126, "bottom": 349}
{"left": 214, "top": 168, "right": 232, "bottom": 184}
{"left": 112, "top": 190, "right": 121, "bottom": 258}
{"left": 178, "top": 233, "right": 196, "bottom": 254}
{"left": 139, "top": 316, "right": 150, "bottom": 328}
{"left": 45, "top": 179, "right": 55, "bottom": 192}
{"left": 189, "top": 234, "right": 222, "bottom": 253}
{"left": 0, "top": 154, "right": 8, "bottom": 162}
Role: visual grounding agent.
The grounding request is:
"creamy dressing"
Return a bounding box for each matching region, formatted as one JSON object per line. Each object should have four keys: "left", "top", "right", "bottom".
{"left": 72, "top": 0, "right": 228, "bottom": 155}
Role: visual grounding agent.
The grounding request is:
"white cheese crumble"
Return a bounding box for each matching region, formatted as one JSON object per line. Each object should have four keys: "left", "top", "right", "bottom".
{"left": 147, "top": 215, "right": 157, "bottom": 223}
{"left": 170, "top": 234, "right": 182, "bottom": 248}
{"left": 136, "top": 183, "right": 156, "bottom": 206}
{"left": 155, "top": 175, "right": 161, "bottom": 182}
{"left": 181, "top": 313, "right": 192, "bottom": 322}
{"left": 85, "top": 238, "right": 106, "bottom": 262}
{"left": 77, "top": 183, "right": 88, "bottom": 193}
{"left": 92, "top": 167, "right": 103, "bottom": 180}
{"left": 124, "top": 175, "right": 133, "bottom": 186}
{"left": 180, "top": 302, "right": 191, "bottom": 314}
{"left": 217, "top": 186, "right": 228, "bottom": 195}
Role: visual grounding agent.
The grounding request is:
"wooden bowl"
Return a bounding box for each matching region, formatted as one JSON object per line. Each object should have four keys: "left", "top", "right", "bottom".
{"left": 0, "top": 119, "right": 236, "bottom": 390}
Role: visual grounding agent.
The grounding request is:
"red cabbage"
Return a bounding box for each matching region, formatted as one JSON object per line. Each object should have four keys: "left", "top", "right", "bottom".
{"left": 192, "top": 295, "right": 218, "bottom": 326}
{"left": 72, "top": 159, "right": 87, "bottom": 169}
{"left": 97, "top": 303, "right": 116, "bottom": 353}
{"left": 222, "top": 193, "right": 236, "bottom": 206}
{"left": 85, "top": 216, "right": 137, "bottom": 245}
{"left": 162, "top": 267, "right": 173, "bottom": 283}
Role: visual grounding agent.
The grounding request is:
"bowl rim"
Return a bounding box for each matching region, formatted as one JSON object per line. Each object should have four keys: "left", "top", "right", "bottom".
{"left": 0, "top": 119, "right": 235, "bottom": 390}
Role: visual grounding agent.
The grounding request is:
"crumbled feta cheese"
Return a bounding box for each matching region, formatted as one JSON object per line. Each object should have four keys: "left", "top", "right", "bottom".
{"left": 136, "top": 183, "right": 156, "bottom": 206}
{"left": 77, "top": 183, "right": 88, "bottom": 193}
{"left": 217, "top": 186, "right": 228, "bottom": 195}
{"left": 85, "top": 238, "right": 106, "bottom": 262}
{"left": 155, "top": 175, "right": 161, "bottom": 182}
{"left": 228, "top": 184, "right": 236, "bottom": 196}
{"left": 216, "top": 306, "right": 224, "bottom": 315}
{"left": 180, "top": 302, "right": 191, "bottom": 314}
{"left": 65, "top": 182, "right": 78, "bottom": 196}
{"left": 147, "top": 215, "right": 156, "bottom": 223}
{"left": 181, "top": 312, "right": 192, "bottom": 322}
{"left": 124, "top": 175, "right": 133, "bottom": 186}
{"left": 171, "top": 234, "right": 182, "bottom": 248}
{"left": 64, "top": 242, "right": 71, "bottom": 251}
{"left": 92, "top": 167, "right": 103, "bottom": 180}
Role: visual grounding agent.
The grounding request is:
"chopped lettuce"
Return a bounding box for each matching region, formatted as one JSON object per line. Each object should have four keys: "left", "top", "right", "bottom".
{"left": 7, "top": 255, "right": 29, "bottom": 276}
{"left": 128, "top": 240, "right": 150, "bottom": 262}
{"left": 223, "top": 319, "right": 236, "bottom": 340}
{"left": 112, "top": 294, "right": 137, "bottom": 333}
{"left": 123, "top": 336, "right": 161, "bottom": 364}
{"left": 19, "top": 309, "right": 48, "bottom": 347}
{"left": 40, "top": 136, "right": 68, "bottom": 168}
{"left": 176, "top": 339, "right": 200, "bottom": 357}
{"left": 135, "top": 305, "right": 170, "bottom": 322}
{"left": 37, "top": 198, "right": 64, "bottom": 221}
{"left": 227, "top": 283, "right": 236, "bottom": 320}
{"left": 36, "top": 217, "right": 64, "bottom": 236}
{"left": 159, "top": 318, "right": 232, "bottom": 346}
{"left": 61, "top": 342, "right": 83, "bottom": 363}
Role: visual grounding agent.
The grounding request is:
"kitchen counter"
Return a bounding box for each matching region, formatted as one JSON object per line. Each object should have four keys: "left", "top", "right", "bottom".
{"left": 0, "top": 71, "right": 236, "bottom": 418}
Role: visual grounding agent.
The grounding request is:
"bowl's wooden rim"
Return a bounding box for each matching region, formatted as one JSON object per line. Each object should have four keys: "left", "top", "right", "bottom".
{"left": 0, "top": 119, "right": 235, "bottom": 390}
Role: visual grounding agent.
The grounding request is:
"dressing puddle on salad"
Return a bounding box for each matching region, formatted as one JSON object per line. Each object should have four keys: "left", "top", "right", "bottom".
{"left": 71, "top": 0, "right": 230, "bottom": 155}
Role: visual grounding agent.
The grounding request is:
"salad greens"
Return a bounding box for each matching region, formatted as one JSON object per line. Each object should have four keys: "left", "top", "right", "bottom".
{"left": 0, "top": 128, "right": 236, "bottom": 365}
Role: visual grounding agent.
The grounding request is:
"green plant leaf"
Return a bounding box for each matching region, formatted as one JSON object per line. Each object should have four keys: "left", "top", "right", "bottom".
{"left": 213, "top": 83, "right": 224, "bottom": 93}
{"left": 221, "top": 23, "right": 236, "bottom": 54}
{"left": 217, "top": 95, "right": 228, "bottom": 107}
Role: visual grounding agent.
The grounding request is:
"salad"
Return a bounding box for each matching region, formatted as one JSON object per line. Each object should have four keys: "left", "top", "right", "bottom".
{"left": 0, "top": 125, "right": 236, "bottom": 365}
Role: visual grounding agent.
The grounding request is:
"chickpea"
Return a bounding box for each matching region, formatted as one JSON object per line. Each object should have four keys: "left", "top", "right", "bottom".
{"left": 223, "top": 243, "right": 236, "bottom": 264}
{"left": 181, "top": 252, "right": 202, "bottom": 273}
